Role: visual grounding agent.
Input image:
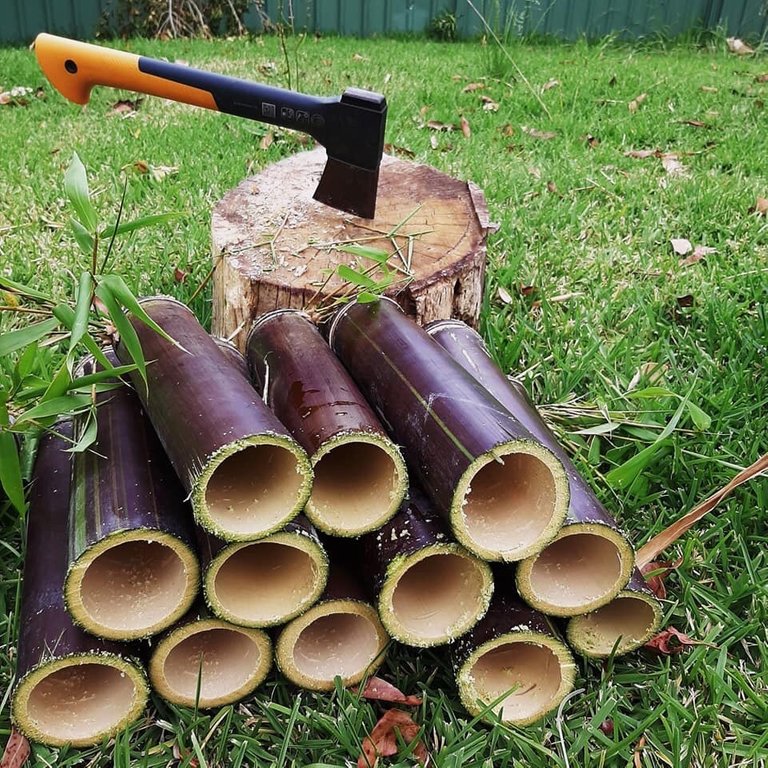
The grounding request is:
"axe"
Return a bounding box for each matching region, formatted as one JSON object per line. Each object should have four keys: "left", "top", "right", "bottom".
{"left": 34, "top": 34, "right": 387, "bottom": 219}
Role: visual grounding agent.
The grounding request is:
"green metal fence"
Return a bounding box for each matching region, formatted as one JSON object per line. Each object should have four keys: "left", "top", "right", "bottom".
{"left": 2, "top": 0, "right": 766, "bottom": 45}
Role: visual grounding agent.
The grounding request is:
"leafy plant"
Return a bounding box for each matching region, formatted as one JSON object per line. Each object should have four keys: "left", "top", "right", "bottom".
{"left": 0, "top": 153, "right": 180, "bottom": 515}
{"left": 427, "top": 10, "right": 458, "bottom": 42}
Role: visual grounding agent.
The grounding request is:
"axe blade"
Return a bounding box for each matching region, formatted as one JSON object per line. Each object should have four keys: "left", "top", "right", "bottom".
{"left": 313, "top": 156, "right": 380, "bottom": 220}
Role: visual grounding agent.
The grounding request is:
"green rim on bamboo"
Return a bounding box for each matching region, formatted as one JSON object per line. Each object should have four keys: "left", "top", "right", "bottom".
{"left": 378, "top": 542, "right": 493, "bottom": 647}
{"left": 456, "top": 633, "right": 576, "bottom": 726}
{"left": 12, "top": 653, "right": 149, "bottom": 747}
{"left": 276, "top": 600, "right": 389, "bottom": 691}
{"left": 516, "top": 524, "right": 635, "bottom": 617}
{"left": 306, "top": 431, "right": 408, "bottom": 536}
{"left": 204, "top": 531, "right": 329, "bottom": 627}
{"left": 149, "top": 619, "right": 272, "bottom": 708}
{"left": 65, "top": 529, "right": 200, "bottom": 641}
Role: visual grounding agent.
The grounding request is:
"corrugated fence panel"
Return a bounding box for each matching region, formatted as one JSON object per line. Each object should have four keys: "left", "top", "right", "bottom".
{"left": 1, "top": 0, "right": 766, "bottom": 45}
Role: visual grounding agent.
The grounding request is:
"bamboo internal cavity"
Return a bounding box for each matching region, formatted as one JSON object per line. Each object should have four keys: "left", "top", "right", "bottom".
{"left": 518, "top": 530, "right": 627, "bottom": 616}
{"left": 387, "top": 551, "right": 490, "bottom": 645}
{"left": 25, "top": 662, "right": 139, "bottom": 745}
{"left": 76, "top": 538, "right": 189, "bottom": 635}
{"left": 458, "top": 447, "right": 560, "bottom": 560}
{"left": 210, "top": 540, "right": 325, "bottom": 626}
{"left": 309, "top": 439, "right": 402, "bottom": 534}
{"left": 204, "top": 443, "right": 306, "bottom": 536}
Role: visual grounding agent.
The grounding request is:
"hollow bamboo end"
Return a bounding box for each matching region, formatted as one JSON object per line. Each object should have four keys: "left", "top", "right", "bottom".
{"left": 378, "top": 543, "right": 494, "bottom": 647}
{"left": 195, "top": 434, "right": 313, "bottom": 541}
{"left": 515, "top": 525, "right": 635, "bottom": 617}
{"left": 305, "top": 432, "right": 408, "bottom": 537}
{"left": 149, "top": 619, "right": 272, "bottom": 708}
{"left": 451, "top": 441, "right": 569, "bottom": 562}
{"left": 276, "top": 600, "right": 389, "bottom": 691}
{"left": 456, "top": 633, "right": 576, "bottom": 726}
{"left": 205, "top": 531, "right": 329, "bottom": 627}
{"left": 566, "top": 591, "right": 663, "bottom": 658}
{"left": 12, "top": 654, "right": 148, "bottom": 747}
{"left": 65, "top": 530, "right": 200, "bottom": 640}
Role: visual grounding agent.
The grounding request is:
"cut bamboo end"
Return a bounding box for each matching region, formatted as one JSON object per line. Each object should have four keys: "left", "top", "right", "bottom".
{"left": 516, "top": 525, "right": 635, "bottom": 617}
{"left": 567, "top": 591, "right": 663, "bottom": 658}
{"left": 195, "top": 435, "right": 313, "bottom": 541}
{"left": 12, "top": 654, "right": 148, "bottom": 748}
{"left": 204, "top": 531, "right": 329, "bottom": 627}
{"left": 64, "top": 530, "right": 200, "bottom": 640}
{"left": 451, "top": 441, "right": 570, "bottom": 562}
{"left": 456, "top": 633, "right": 576, "bottom": 726}
{"left": 378, "top": 543, "right": 493, "bottom": 647}
{"left": 306, "top": 432, "right": 408, "bottom": 536}
{"left": 149, "top": 619, "right": 272, "bottom": 708}
{"left": 276, "top": 600, "right": 389, "bottom": 691}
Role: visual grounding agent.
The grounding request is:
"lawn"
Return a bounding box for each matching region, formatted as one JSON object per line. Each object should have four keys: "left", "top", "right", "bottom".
{"left": 1, "top": 29, "right": 767, "bottom": 768}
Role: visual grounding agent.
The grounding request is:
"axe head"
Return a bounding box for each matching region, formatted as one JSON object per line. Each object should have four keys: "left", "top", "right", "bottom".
{"left": 313, "top": 88, "right": 387, "bottom": 220}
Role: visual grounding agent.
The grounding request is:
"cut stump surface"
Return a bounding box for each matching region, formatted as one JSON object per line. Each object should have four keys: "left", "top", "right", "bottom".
{"left": 211, "top": 148, "right": 492, "bottom": 350}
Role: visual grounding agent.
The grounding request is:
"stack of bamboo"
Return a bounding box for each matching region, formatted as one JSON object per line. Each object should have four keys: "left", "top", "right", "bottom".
{"left": 12, "top": 296, "right": 662, "bottom": 747}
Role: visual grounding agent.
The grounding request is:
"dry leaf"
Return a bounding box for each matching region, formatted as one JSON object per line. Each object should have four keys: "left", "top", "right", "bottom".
{"left": 520, "top": 284, "right": 537, "bottom": 297}
{"left": 0, "top": 729, "right": 31, "bottom": 768}
{"left": 110, "top": 98, "right": 142, "bottom": 115}
{"left": 174, "top": 58, "right": 190, "bottom": 66}
{"left": 426, "top": 119, "right": 454, "bottom": 132}
{"left": 700, "top": 85, "right": 718, "bottom": 93}
{"left": 634, "top": 735, "right": 647, "bottom": 768}
{"left": 679, "top": 119, "right": 708, "bottom": 128}
{"left": 750, "top": 197, "right": 768, "bottom": 215}
{"left": 0, "top": 85, "right": 34, "bottom": 106}
{"left": 546, "top": 180, "right": 559, "bottom": 195}
{"left": 637, "top": 453, "right": 768, "bottom": 567}
{"left": 521, "top": 125, "right": 557, "bottom": 140}
{"left": 542, "top": 78, "right": 560, "bottom": 91}
{"left": 501, "top": 123, "right": 515, "bottom": 137}
{"left": 670, "top": 238, "right": 692, "bottom": 256}
{"left": 676, "top": 294, "right": 694, "bottom": 308}
{"left": 173, "top": 267, "right": 188, "bottom": 283}
{"left": 627, "top": 361, "right": 668, "bottom": 390}
{"left": 352, "top": 53, "right": 369, "bottom": 62}
{"left": 680, "top": 244, "right": 716, "bottom": 267}
{"left": 585, "top": 134, "right": 600, "bottom": 148}
{"left": 357, "top": 676, "right": 422, "bottom": 706}
{"left": 149, "top": 164, "right": 178, "bottom": 182}
{"left": 260, "top": 131, "right": 274, "bottom": 150}
{"left": 727, "top": 37, "right": 754, "bottom": 55}
{"left": 496, "top": 286, "right": 514, "bottom": 305}
{"left": 460, "top": 116, "right": 471, "bottom": 139}
{"left": 357, "top": 709, "right": 427, "bottom": 768}
{"left": 756, "top": 73, "right": 768, "bottom": 83}
{"left": 429, "top": 134, "right": 439, "bottom": 150}
{"left": 462, "top": 82, "right": 485, "bottom": 92}
{"left": 133, "top": 159, "right": 150, "bottom": 174}
{"left": 640, "top": 557, "right": 683, "bottom": 599}
{"left": 661, "top": 154, "right": 687, "bottom": 177}
{"left": 384, "top": 143, "right": 415, "bottom": 159}
{"left": 527, "top": 166, "right": 542, "bottom": 179}
{"left": 628, "top": 92, "right": 647, "bottom": 113}
{"left": 644, "top": 626, "right": 710, "bottom": 655}
{"left": 481, "top": 96, "right": 499, "bottom": 111}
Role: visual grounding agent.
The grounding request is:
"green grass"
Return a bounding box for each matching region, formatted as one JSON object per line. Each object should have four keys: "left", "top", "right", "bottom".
{"left": 1, "top": 31, "right": 767, "bottom": 767}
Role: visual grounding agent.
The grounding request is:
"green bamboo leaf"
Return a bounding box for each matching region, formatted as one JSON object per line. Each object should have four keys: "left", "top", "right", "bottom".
{"left": 100, "top": 212, "right": 181, "bottom": 239}
{"left": 97, "top": 274, "right": 185, "bottom": 351}
{"left": 338, "top": 243, "right": 390, "bottom": 263}
{"left": 53, "top": 304, "right": 114, "bottom": 371}
{"left": 40, "top": 362, "right": 73, "bottom": 405}
{"left": 626, "top": 386, "right": 676, "bottom": 399}
{"left": 94, "top": 282, "right": 147, "bottom": 386}
{"left": 686, "top": 401, "right": 712, "bottom": 431}
{"left": 357, "top": 291, "right": 379, "bottom": 303}
{"left": 70, "top": 363, "right": 139, "bottom": 389}
{"left": 0, "top": 276, "right": 52, "bottom": 303}
{"left": 0, "top": 431, "right": 26, "bottom": 514}
{"left": 69, "top": 271, "right": 94, "bottom": 356}
{"left": 337, "top": 264, "right": 379, "bottom": 289}
{"left": 14, "top": 393, "right": 92, "bottom": 425}
{"left": 67, "top": 407, "right": 99, "bottom": 453}
{"left": 14, "top": 342, "right": 39, "bottom": 384}
{"left": 64, "top": 152, "right": 98, "bottom": 233}
{"left": 0, "top": 317, "right": 59, "bottom": 357}
{"left": 69, "top": 217, "right": 96, "bottom": 257}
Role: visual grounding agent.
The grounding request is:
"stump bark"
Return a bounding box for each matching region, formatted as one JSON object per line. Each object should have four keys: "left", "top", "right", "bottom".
{"left": 211, "top": 148, "right": 492, "bottom": 350}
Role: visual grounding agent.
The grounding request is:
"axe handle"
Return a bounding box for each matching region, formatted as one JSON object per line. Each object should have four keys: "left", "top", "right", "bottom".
{"left": 34, "top": 34, "right": 337, "bottom": 142}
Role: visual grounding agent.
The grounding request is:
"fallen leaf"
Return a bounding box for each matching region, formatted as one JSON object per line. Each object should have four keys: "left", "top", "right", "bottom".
{"left": 260, "top": 131, "right": 274, "bottom": 150}
{"left": 670, "top": 238, "right": 693, "bottom": 256}
{"left": 756, "top": 73, "right": 768, "bottom": 83}
{"left": 520, "top": 284, "right": 537, "bottom": 297}
{"left": 527, "top": 166, "right": 541, "bottom": 179}
{"left": 633, "top": 735, "right": 647, "bottom": 768}
{"left": 679, "top": 119, "right": 708, "bottom": 128}
{"left": 0, "top": 85, "right": 34, "bottom": 106}
{"left": 133, "top": 160, "right": 150, "bottom": 174}
{"left": 429, "top": 134, "right": 439, "bottom": 150}
{"left": 460, "top": 116, "right": 471, "bottom": 139}
{"left": 628, "top": 92, "right": 647, "bottom": 113}
{"left": 173, "top": 267, "right": 188, "bottom": 283}
{"left": 521, "top": 125, "right": 557, "bottom": 140}
{"left": 174, "top": 58, "right": 190, "bottom": 66}
{"left": 661, "top": 154, "right": 687, "bottom": 177}
{"left": 357, "top": 709, "right": 427, "bottom": 768}
{"left": 352, "top": 53, "right": 369, "bottom": 62}
{"left": 640, "top": 557, "right": 683, "bottom": 599}
{"left": 676, "top": 294, "right": 694, "bottom": 308}
{"left": 700, "top": 85, "right": 718, "bottom": 93}
{"left": 0, "top": 729, "right": 30, "bottom": 768}
{"left": 497, "top": 286, "right": 514, "bottom": 305}
{"left": 546, "top": 180, "right": 559, "bottom": 195}
{"left": 680, "top": 244, "right": 716, "bottom": 267}
{"left": 750, "top": 197, "right": 768, "bottom": 215}
{"left": 356, "top": 677, "right": 423, "bottom": 706}
{"left": 462, "top": 82, "right": 485, "bottom": 92}
{"left": 384, "top": 143, "right": 415, "bottom": 159}
{"left": 542, "top": 78, "right": 560, "bottom": 91}
{"left": 625, "top": 148, "right": 659, "bottom": 159}
{"left": 644, "top": 626, "right": 710, "bottom": 655}
{"left": 501, "top": 123, "right": 515, "bottom": 137}
{"left": 149, "top": 164, "right": 178, "bottom": 183}
{"left": 110, "top": 97, "right": 142, "bottom": 115}
{"left": 727, "top": 37, "right": 754, "bottom": 55}
{"left": 426, "top": 119, "right": 454, "bottom": 132}
{"left": 585, "top": 134, "right": 600, "bottom": 148}
{"left": 481, "top": 95, "right": 499, "bottom": 111}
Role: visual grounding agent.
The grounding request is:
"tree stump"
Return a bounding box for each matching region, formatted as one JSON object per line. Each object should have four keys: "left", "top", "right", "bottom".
{"left": 211, "top": 147, "right": 493, "bottom": 351}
